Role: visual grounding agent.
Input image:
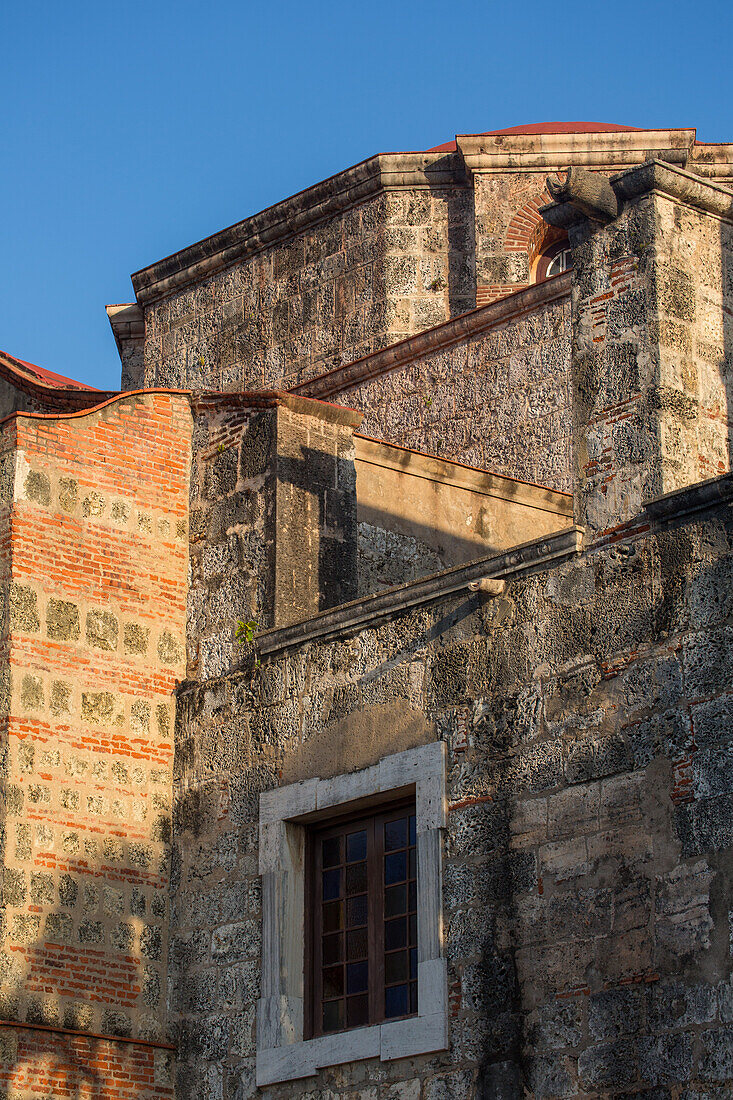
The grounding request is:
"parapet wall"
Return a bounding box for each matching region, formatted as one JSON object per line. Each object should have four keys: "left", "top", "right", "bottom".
{"left": 0, "top": 392, "right": 191, "bottom": 1097}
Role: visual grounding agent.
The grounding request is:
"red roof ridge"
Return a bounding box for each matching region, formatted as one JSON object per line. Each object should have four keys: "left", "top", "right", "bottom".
{"left": 0, "top": 348, "right": 99, "bottom": 392}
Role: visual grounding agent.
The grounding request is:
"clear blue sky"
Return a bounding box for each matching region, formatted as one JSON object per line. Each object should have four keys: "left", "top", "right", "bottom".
{"left": 2, "top": 0, "right": 731, "bottom": 389}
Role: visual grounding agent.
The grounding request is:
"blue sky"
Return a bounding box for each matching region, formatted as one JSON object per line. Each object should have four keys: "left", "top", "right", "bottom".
{"left": 2, "top": 0, "right": 731, "bottom": 389}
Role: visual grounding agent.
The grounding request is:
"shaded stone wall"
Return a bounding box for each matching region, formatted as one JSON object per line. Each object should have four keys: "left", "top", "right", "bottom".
{"left": 0, "top": 393, "right": 191, "bottom": 1097}
{"left": 140, "top": 188, "right": 474, "bottom": 393}
{"left": 169, "top": 491, "right": 733, "bottom": 1099}
{"left": 343, "top": 291, "right": 572, "bottom": 491}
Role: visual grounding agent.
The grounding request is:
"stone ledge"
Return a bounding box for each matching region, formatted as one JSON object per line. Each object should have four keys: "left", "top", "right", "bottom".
{"left": 290, "top": 273, "right": 571, "bottom": 399}
{"left": 190, "top": 390, "right": 363, "bottom": 428}
{"left": 646, "top": 473, "right": 733, "bottom": 521}
{"left": 131, "top": 152, "right": 467, "bottom": 306}
{"left": 251, "top": 525, "right": 584, "bottom": 659}
{"left": 611, "top": 159, "right": 733, "bottom": 222}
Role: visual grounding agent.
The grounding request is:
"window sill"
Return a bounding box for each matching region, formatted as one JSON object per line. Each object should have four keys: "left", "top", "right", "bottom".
{"left": 256, "top": 960, "right": 447, "bottom": 1086}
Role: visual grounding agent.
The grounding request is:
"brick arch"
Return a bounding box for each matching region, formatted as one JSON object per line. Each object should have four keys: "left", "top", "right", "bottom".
{"left": 503, "top": 194, "right": 550, "bottom": 255}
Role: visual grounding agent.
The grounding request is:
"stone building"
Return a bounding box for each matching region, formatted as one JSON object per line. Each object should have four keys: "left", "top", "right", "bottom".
{"left": 1, "top": 122, "right": 733, "bottom": 1098}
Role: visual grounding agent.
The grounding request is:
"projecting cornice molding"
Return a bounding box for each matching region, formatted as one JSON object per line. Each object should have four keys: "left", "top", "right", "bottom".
{"left": 131, "top": 152, "right": 468, "bottom": 306}
{"left": 290, "top": 272, "right": 572, "bottom": 399}
{"left": 457, "top": 128, "right": 697, "bottom": 173}
{"left": 611, "top": 160, "right": 733, "bottom": 222}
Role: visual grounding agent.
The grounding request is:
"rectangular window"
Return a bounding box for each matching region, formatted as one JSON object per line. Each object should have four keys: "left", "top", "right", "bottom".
{"left": 306, "top": 801, "right": 418, "bottom": 1038}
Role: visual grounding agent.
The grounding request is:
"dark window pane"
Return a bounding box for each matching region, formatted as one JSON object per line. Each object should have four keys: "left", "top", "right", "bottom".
{"left": 346, "top": 928, "right": 368, "bottom": 959}
{"left": 385, "top": 984, "right": 408, "bottom": 1018}
{"left": 346, "top": 831, "right": 366, "bottom": 862}
{"left": 347, "top": 994, "right": 368, "bottom": 1028}
{"left": 409, "top": 848, "right": 417, "bottom": 880}
{"left": 410, "top": 946, "right": 417, "bottom": 979}
{"left": 322, "top": 932, "right": 343, "bottom": 966}
{"left": 385, "top": 817, "right": 407, "bottom": 851}
{"left": 385, "top": 851, "right": 407, "bottom": 885}
{"left": 385, "top": 883, "right": 406, "bottom": 918}
{"left": 409, "top": 814, "right": 416, "bottom": 846}
{"left": 322, "top": 965, "right": 344, "bottom": 998}
{"left": 347, "top": 894, "right": 367, "bottom": 928}
{"left": 385, "top": 916, "right": 407, "bottom": 950}
{"left": 323, "top": 900, "right": 343, "bottom": 933}
{"left": 408, "top": 880, "right": 417, "bottom": 910}
{"left": 322, "top": 836, "right": 341, "bottom": 868}
{"left": 410, "top": 982, "right": 418, "bottom": 1013}
{"left": 385, "top": 951, "right": 408, "bottom": 984}
{"left": 322, "top": 1000, "right": 343, "bottom": 1032}
{"left": 409, "top": 913, "right": 417, "bottom": 944}
{"left": 322, "top": 868, "right": 341, "bottom": 901}
{"left": 346, "top": 862, "right": 367, "bottom": 895}
{"left": 346, "top": 960, "right": 368, "bottom": 994}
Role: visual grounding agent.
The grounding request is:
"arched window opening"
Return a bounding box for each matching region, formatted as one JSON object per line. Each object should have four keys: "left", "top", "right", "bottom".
{"left": 534, "top": 239, "right": 573, "bottom": 283}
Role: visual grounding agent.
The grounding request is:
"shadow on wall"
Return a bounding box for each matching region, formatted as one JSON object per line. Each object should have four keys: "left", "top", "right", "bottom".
{"left": 0, "top": 827, "right": 174, "bottom": 1099}
{"left": 426, "top": 157, "right": 477, "bottom": 319}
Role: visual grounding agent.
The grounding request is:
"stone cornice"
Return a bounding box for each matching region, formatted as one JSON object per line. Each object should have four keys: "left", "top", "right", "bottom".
{"left": 190, "top": 390, "right": 363, "bottom": 427}
{"left": 248, "top": 525, "right": 584, "bottom": 659}
{"left": 131, "top": 152, "right": 467, "bottom": 306}
{"left": 611, "top": 160, "right": 733, "bottom": 222}
{"left": 457, "top": 129, "right": 697, "bottom": 173}
{"left": 290, "top": 273, "right": 572, "bottom": 399}
{"left": 645, "top": 473, "right": 733, "bottom": 521}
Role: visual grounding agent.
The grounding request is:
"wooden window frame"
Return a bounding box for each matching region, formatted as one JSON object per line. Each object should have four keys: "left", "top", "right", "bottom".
{"left": 304, "top": 798, "right": 417, "bottom": 1039}
{"left": 256, "top": 742, "right": 448, "bottom": 1087}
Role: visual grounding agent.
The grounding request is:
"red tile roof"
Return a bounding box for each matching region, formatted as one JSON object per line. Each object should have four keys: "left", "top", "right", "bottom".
{"left": 0, "top": 349, "right": 98, "bottom": 391}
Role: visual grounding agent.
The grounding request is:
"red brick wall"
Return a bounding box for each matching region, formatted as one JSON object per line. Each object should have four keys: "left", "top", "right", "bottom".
{"left": 0, "top": 392, "right": 191, "bottom": 1096}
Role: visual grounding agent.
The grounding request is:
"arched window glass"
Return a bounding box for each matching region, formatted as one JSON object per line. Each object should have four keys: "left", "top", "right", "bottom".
{"left": 534, "top": 240, "right": 573, "bottom": 283}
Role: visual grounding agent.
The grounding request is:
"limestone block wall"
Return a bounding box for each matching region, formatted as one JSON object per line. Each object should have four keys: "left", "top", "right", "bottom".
{"left": 0, "top": 392, "right": 191, "bottom": 1098}
{"left": 139, "top": 187, "right": 474, "bottom": 394}
{"left": 336, "top": 287, "right": 572, "bottom": 491}
{"left": 169, "top": 489, "right": 733, "bottom": 1099}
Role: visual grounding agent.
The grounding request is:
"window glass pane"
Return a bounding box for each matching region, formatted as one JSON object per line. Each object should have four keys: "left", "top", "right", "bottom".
{"left": 385, "top": 984, "right": 408, "bottom": 1018}
{"left": 408, "top": 848, "right": 417, "bottom": 880}
{"left": 385, "top": 916, "right": 407, "bottom": 950}
{"left": 385, "top": 851, "right": 407, "bottom": 884}
{"left": 347, "top": 894, "right": 367, "bottom": 927}
{"left": 322, "top": 1000, "right": 344, "bottom": 1032}
{"left": 408, "top": 880, "right": 417, "bottom": 910}
{"left": 409, "top": 913, "right": 417, "bottom": 945}
{"left": 322, "top": 932, "right": 342, "bottom": 966}
{"left": 346, "top": 960, "right": 368, "bottom": 994}
{"left": 410, "top": 982, "right": 418, "bottom": 1014}
{"left": 385, "top": 817, "right": 407, "bottom": 851}
{"left": 385, "top": 883, "right": 406, "bottom": 917}
{"left": 385, "top": 951, "right": 408, "bottom": 983}
{"left": 346, "top": 928, "right": 367, "bottom": 959}
{"left": 410, "top": 946, "right": 417, "bottom": 979}
{"left": 409, "top": 814, "right": 416, "bottom": 846}
{"left": 323, "top": 965, "right": 344, "bottom": 998}
{"left": 323, "top": 900, "right": 343, "bottom": 933}
{"left": 346, "top": 830, "right": 366, "bottom": 862}
{"left": 322, "top": 836, "right": 341, "bottom": 868}
{"left": 322, "top": 868, "right": 341, "bottom": 900}
{"left": 347, "top": 994, "right": 368, "bottom": 1028}
{"left": 346, "top": 862, "right": 367, "bottom": 895}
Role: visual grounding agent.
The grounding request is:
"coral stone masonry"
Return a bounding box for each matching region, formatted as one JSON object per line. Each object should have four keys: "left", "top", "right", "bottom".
{"left": 2, "top": 122, "right": 733, "bottom": 1098}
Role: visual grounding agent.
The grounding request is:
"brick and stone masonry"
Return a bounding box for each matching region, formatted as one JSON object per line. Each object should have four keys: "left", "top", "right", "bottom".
{"left": 0, "top": 391, "right": 191, "bottom": 1097}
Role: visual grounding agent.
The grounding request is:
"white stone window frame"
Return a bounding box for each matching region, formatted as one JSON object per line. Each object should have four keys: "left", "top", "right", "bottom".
{"left": 256, "top": 740, "right": 448, "bottom": 1087}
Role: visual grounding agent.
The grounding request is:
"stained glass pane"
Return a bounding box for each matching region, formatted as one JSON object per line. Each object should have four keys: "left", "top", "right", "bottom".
{"left": 385, "top": 916, "right": 406, "bottom": 950}
{"left": 385, "top": 817, "right": 407, "bottom": 851}
{"left": 346, "top": 928, "right": 368, "bottom": 959}
{"left": 347, "top": 994, "right": 368, "bottom": 1028}
{"left": 385, "top": 851, "right": 407, "bottom": 884}
{"left": 323, "top": 1000, "right": 344, "bottom": 1032}
{"left": 347, "top": 894, "right": 367, "bottom": 927}
{"left": 322, "top": 836, "right": 341, "bottom": 868}
{"left": 385, "top": 951, "right": 408, "bottom": 983}
{"left": 322, "top": 868, "right": 341, "bottom": 900}
{"left": 322, "top": 932, "right": 342, "bottom": 966}
{"left": 385, "top": 984, "right": 408, "bottom": 1018}
{"left": 346, "top": 862, "right": 367, "bottom": 895}
{"left": 385, "top": 884, "right": 406, "bottom": 917}
{"left": 346, "top": 960, "right": 368, "bottom": 994}
{"left": 323, "top": 900, "right": 343, "bottom": 933}
{"left": 346, "top": 831, "right": 366, "bottom": 862}
{"left": 323, "top": 965, "right": 344, "bottom": 998}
